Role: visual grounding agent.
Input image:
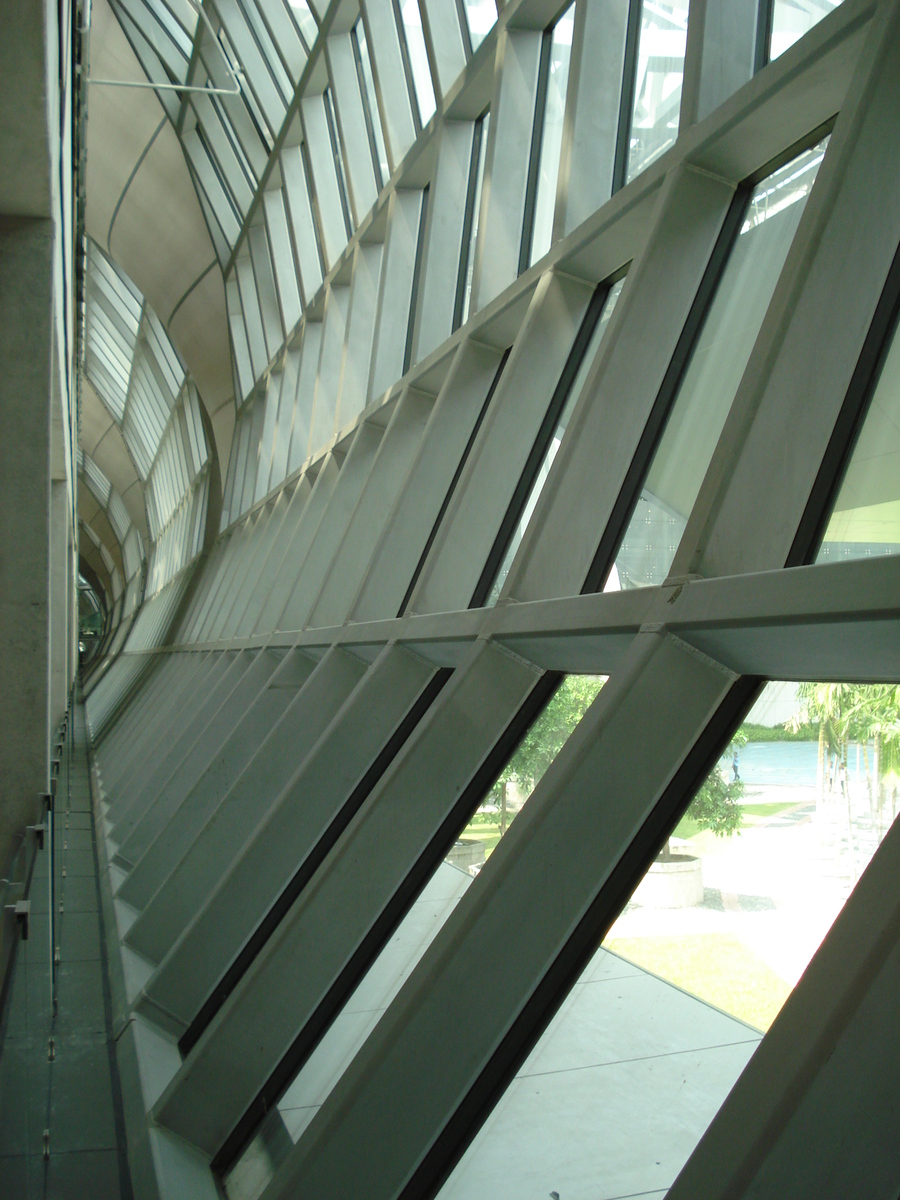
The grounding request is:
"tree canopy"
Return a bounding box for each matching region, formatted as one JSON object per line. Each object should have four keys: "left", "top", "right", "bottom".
{"left": 483, "top": 679, "right": 900, "bottom": 848}
{"left": 490, "top": 675, "right": 745, "bottom": 839}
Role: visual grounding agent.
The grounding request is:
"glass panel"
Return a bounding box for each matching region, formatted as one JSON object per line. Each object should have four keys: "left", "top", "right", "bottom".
{"left": 287, "top": 0, "right": 319, "bottom": 48}
{"left": 440, "top": 681, "right": 900, "bottom": 1199}
{"left": 323, "top": 87, "right": 355, "bottom": 236}
{"left": 240, "top": 0, "right": 294, "bottom": 103}
{"left": 252, "top": 0, "right": 309, "bottom": 81}
{"left": 452, "top": 675, "right": 606, "bottom": 869}
{"left": 459, "top": 110, "right": 490, "bottom": 328}
{"left": 224, "top": 865, "right": 472, "bottom": 1200}
{"left": 147, "top": 0, "right": 198, "bottom": 52}
{"left": 816, "top": 303, "right": 900, "bottom": 563}
{"left": 770, "top": 0, "right": 844, "bottom": 61}
{"left": 354, "top": 17, "right": 390, "bottom": 186}
{"left": 611, "top": 140, "right": 827, "bottom": 591}
{"left": 625, "top": 0, "right": 690, "bottom": 184}
{"left": 487, "top": 278, "right": 625, "bottom": 607}
{"left": 462, "top": 0, "right": 496, "bottom": 51}
{"left": 606, "top": 680, "right": 900, "bottom": 1027}
{"left": 400, "top": 0, "right": 437, "bottom": 125}
{"left": 222, "top": 674, "right": 606, "bottom": 1200}
{"left": 108, "top": 488, "right": 131, "bottom": 542}
{"left": 529, "top": 4, "right": 575, "bottom": 266}
{"left": 83, "top": 455, "right": 112, "bottom": 506}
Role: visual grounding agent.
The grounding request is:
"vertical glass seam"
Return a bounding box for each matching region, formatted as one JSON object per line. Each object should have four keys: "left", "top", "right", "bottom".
{"left": 518, "top": 27, "right": 553, "bottom": 276}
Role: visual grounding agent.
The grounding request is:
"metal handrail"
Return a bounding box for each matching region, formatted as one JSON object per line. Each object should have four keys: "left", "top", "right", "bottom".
{"left": 88, "top": 78, "right": 242, "bottom": 95}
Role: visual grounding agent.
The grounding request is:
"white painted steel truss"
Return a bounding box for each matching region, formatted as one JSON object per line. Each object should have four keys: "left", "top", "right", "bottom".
{"left": 84, "top": 0, "right": 900, "bottom": 1197}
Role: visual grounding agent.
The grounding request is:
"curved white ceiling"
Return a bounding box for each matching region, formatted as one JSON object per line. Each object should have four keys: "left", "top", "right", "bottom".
{"left": 85, "top": 0, "right": 236, "bottom": 473}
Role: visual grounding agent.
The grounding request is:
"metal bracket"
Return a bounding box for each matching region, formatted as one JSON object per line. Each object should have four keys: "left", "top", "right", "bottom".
{"left": 27, "top": 823, "right": 48, "bottom": 850}
{"left": 5, "top": 900, "right": 30, "bottom": 940}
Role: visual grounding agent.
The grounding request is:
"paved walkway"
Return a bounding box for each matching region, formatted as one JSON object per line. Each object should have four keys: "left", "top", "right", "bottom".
{"left": 0, "top": 703, "right": 131, "bottom": 1198}
{"left": 610, "top": 782, "right": 897, "bottom": 989}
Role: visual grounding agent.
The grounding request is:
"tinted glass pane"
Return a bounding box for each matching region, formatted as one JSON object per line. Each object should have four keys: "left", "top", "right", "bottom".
{"left": 287, "top": 0, "right": 318, "bottom": 48}
{"left": 355, "top": 18, "right": 390, "bottom": 184}
{"left": 452, "top": 675, "right": 606, "bottom": 867}
{"left": 440, "top": 680, "right": 900, "bottom": 1199}
{"left": 223, "top": 674, "right": 606, "bottom": 1200}
{"left": 400, "top": 0, "right": 437, "bottom": 125}
{"left": 770, "top": 0, "right": 844, "bottom": 61}
{"left": 626, "top": 0, "right": 689, "bottom": 184}
{"left": 460, "top": 111, "right": 490, "bottom": 327}
{"left": 611, "top": 140, "right": 826, "bottom": 591}
{"left": 487, "top": 278, "right": 625, "bottom": 606}
{"left": 529, "top": 4, "right": 575, "bottom": 266}
{"left": 817, "top": 306, "right": 900, "bottom": 563}
{"left": 463, "top": 0, "right": 497, "bottom": 51}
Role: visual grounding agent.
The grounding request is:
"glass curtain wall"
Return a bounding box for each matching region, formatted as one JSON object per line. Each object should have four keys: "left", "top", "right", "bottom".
{"left": 455, "top": 110, "right": 490, "bottom": 329}
{"left": 625, "top": 0, "right": 690, "bottom": 183}
{"left": 353, "top": 17, "right": 390, "bottom": 186}
{"left": 437, "top": 678, "right": 900, "bottom": 1200}
{"left": 461, "top": 0, "right": 497, "bottom": 51}
{"left": 769, "top": 0, "right": 844, "bottom": 61}
{"left": 222, "top": 672, "right": 606, "bottom": 1200}
{"left": 610, "top": 139, "right": 828, "bottom": 590}
{"left": 399, "top": 0, "right": 437, "bottom": 125}
{"left": 816, "top": 297, "right": 900, "bottom": 562}
{"left": 527, "top": 3, "right": 575, "bottom": 267}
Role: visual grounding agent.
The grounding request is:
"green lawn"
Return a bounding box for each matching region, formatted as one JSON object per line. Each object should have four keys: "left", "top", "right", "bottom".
{"left": 741, "top": 801, "right": 800, "bottom": 818}
{"left": 605, "top": 933, "right": 791, "bottom": 1031}
{"left": 459, "top": 821, "right": 504, "bottom": 857}
{"left": 467, "top": 801, "right": 803, "bottom": 860}
{"left": 673, "top": 800, "right": 802, "bottom": 841}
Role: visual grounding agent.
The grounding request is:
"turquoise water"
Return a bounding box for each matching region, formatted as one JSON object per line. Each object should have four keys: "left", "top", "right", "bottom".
{"left": 721, "top": 741, "right": 872, "bottom": 788}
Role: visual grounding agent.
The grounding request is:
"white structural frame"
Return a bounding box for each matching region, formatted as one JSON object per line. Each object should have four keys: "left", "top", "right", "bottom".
{"left": 84, "top": 0, "right": 900, "bottom": 1198}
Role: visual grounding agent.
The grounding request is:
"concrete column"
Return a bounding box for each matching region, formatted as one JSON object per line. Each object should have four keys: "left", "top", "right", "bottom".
{"left": 0, "top": 218, "right": 54, "bottom": 880}
{"left": 50, "top": 479, "right": 70, "bottom": 731}
{"left": 68, "top": 526, "right": 78, "bottom": 689}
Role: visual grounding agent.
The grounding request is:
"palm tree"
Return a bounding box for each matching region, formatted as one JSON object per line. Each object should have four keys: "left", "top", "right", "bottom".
{"left": 792, "top": 683, "right": 860, "bottom": 879}
{"left": 845, "top": 685, "right": 900, "bottom": 835}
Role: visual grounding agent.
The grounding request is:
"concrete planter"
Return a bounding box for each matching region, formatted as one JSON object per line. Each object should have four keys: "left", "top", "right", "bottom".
{"left": 446, "top": 838, "right": 486, "bottom": 873}
{"left": 633, "top": 853, "right": 703, "bottom": 909}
